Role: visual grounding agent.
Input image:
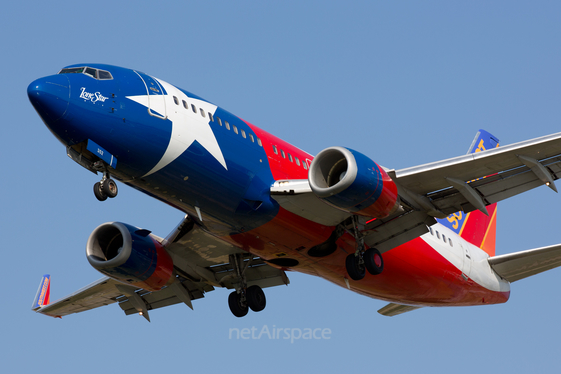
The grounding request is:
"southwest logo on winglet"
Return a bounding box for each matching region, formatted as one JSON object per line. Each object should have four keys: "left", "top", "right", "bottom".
{"left": 31, "top": 275, "right": 51, "bottom": 311}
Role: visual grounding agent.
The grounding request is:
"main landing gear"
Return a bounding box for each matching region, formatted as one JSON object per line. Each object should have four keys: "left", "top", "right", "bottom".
{"left": 228, "top": 285, "right": 266, "bottom": 317}
{"left": 345, "top": 216, "right": 384, "bottom": 281}
{"left": 93, "top": 173, "right": 118, "bottom": 201}
{"left": 346, "top": 247, "right": 384, "bottom": 281}
{"left": 227, "top": 253, "right": 267, "bottom": 317}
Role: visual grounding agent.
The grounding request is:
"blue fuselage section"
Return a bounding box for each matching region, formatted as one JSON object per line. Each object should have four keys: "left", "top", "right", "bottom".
{"left": 28, "top": 64, "right": 279, "bottom": 235}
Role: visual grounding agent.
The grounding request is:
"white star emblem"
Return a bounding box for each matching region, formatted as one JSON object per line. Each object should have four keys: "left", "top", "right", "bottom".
{"left": 127, "top": 78, "right": 227, "bottom": 177}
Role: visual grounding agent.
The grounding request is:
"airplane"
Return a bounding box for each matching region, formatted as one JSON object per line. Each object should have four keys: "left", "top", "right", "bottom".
{"left": 27, "top": 63, "right": 561, "bottom": 320}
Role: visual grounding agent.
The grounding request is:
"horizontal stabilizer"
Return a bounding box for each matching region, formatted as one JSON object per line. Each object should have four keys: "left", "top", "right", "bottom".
{"left": 378, "top": 303, "right": 422, "bottom": 316}
{"left": 488, "top": 244, "right": 561, "bottom": 282}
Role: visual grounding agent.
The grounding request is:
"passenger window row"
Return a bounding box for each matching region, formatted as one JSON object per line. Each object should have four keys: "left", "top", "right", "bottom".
{"left": 428, "top": 226, "right": 453, "bottom": 247}
{"left": 272, "top": 145, "right": 308, "bottom": 170}
{"left": 172, "top": 96, "right": 262, "bottom": 147}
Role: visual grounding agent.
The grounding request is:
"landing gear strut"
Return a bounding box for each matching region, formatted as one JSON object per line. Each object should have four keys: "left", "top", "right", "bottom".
{"left": 227, "top": 253, "right": 267, "bottom": 317}
{"left": 345, "top": 216, "right": 384, "bottom": 280}
{"left": 93, "top": 171, "right": 118, "bottom": 201}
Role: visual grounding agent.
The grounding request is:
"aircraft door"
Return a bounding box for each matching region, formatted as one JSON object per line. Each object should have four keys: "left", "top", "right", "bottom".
{"left": 134, "top": 71, "right": 167, "bottom": 119}
{"left": 459, "top": 241, "right": 472, "bottom": 278}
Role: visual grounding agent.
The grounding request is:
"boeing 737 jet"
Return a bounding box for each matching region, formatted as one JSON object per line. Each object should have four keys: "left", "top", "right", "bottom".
{"left": 28, "top": 64, "right": 561, "bottom": 320}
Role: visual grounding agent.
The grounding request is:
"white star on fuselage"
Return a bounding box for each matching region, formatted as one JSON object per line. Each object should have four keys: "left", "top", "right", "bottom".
{"left": 127, "top": 78, "right": 227, "bottom": 177}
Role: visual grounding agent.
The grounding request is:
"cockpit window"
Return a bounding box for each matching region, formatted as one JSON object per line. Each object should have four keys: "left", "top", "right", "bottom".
{"left": 59, "top": 67, "right": 85, "bottom": 75}
{"left": 84, "top": 67, "right": 97, "bottom": 78}
{"left": 58, "top": 67, "right": 113, "bottom": 80}
{"left": 98, "top": 70, "right": 112, "bottom": 80}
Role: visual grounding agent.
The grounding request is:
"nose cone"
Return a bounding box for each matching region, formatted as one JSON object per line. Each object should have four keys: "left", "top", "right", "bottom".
{"left": 27, "top": 75, "right": 70, "bottom": 122}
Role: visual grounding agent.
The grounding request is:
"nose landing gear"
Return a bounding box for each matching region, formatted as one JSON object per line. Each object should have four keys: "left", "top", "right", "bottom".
{"left": 93, "top": 173, "right": 118, "bottom": 201}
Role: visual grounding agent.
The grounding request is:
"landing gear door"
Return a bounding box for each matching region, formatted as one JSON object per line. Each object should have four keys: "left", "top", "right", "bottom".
{"left": 134, "top": 71, "right": 167, "bottom": 120}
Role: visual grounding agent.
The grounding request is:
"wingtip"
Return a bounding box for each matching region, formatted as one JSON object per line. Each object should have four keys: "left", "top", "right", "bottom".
{"left": 31, "top": 274, "right": 51, "bottom": 311}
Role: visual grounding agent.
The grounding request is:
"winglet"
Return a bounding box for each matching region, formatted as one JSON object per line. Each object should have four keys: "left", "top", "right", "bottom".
{"left": 437, "top": 129, "right": 500, "bottom": 257}
{"left": 32, "top": 275, "right": 51, "bottom": 311}
{"left": 467, "top": 129, "right": 499, "bottom": 154}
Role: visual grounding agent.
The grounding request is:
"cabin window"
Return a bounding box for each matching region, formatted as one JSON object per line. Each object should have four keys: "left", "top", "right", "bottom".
{"left": 288, "top": 153, "right": 293, "bottom": 162}
{"left": 233, "top": 125, "right": 238, "bottom": 134}
{"left": 182, "top": 100, "right": 188, "bottom": 109}
{"left": 208, "top": 112, "right": 214, "bottom": 122}
{"left": 225, "top": 121, "right": 230, "bottom": 130}
{"left": 429, "top": 227, "right": 434, "bottom": 235}
{"left": 217, "top": 117, "right": 223, "bottom": 126}
{"left": 273, "top": 145, "right": 278, "bottom": 154}
{"left": 442, "top": 234, "right": 446, "bottom": 243}
{"left": 449, "top": 238, "right": 453, "bottom": 247}
{"left": 436, "top": 231, "right": 440, "bottom": 239}
{"left": 257, "top": 138, "right": 262, "bottom": 147}
{"left": 303, "top": 162, "right": 308, "bottom": 170}
{"left": 249, "top": 133, "right": 255, "bottom": 142}
{"left": 281, "top": 150, "right": 286, "bottom": 158}
{"left": 241, "top": 129, "right": 247, "bottom": 138}
{"left": 200, "top": 108, "right": 206, "bottom": 117}
{"left": 295, "top": 157, "right": 301, "bottom": 166}
{"left": 173, "top": 96, "right": 179, "bottom": 105}
{"left": 191, "top": 104, "right": 197, "bottom": 113}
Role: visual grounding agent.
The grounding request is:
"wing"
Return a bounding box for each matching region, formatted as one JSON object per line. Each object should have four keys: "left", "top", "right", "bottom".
{"left": 34, "top": 215, "right": 289, "bottom": 321}
{"left": 273, "top": 132, "right": 561, "bottom": 252}
{"left": 35, "top": 276, "right": 131, "bottom": 318}
{"left": 393, "top": 131, "right": 561, "bottom": 216}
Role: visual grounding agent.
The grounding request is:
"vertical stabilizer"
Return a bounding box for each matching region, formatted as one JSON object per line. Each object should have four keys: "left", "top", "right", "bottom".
{"left": 437, "top": 130, "right": 499, "bottom": 256}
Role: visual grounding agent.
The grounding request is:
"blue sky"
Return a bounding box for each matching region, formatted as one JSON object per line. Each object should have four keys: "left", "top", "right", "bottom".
{"left": 3, "top": 1, "right": 561, "bottom": 372}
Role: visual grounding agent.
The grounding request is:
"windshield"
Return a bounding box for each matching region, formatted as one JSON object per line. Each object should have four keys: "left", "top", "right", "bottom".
{"left": 58, "top": 67, "right": 113, "bottom": 80}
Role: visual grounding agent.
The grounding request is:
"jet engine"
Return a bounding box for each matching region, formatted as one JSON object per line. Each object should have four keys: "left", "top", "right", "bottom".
{"left": 86, "top": 222, "right": 174, "bottom": 291}
{"left": 309, "top": 146, "right": 399, "bottom": 218}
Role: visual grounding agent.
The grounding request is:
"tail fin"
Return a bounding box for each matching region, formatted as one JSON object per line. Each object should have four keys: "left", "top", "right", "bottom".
{"left": 31, "top": 275, "right": 51, "bottom": 311}
{"left": 437, "top": 130, "right": 499, "bottom": 257}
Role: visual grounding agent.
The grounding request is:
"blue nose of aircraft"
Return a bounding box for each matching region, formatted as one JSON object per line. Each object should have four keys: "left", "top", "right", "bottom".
{"left": 27, "top": 75, "right": 70, "bottom": 122}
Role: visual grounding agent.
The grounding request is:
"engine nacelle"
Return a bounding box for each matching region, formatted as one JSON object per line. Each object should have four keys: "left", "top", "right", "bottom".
{"left": 86, "top": 222, "right": 174, "bottom": 291}
{"left": 309, "top": 146, "right": 399, "bottom": 218}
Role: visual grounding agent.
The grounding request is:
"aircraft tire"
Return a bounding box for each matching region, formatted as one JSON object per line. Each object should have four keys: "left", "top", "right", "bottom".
{"left": 345, "top": 253, "right": 365, "bottom": 281}
{"left": 228, "top": 291, "right": 249, "bottom": 317}
{"left": 102, "top": 178, "right": 118, "bottom": 198}
{"left": 93, "top": 182, "right": 108, "bottom": 201}
{"left": 246, "top": 285, "right": 266, "bottom": 312}
{"left": 364, "top": 248, "right": 384, "bottom": 275}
